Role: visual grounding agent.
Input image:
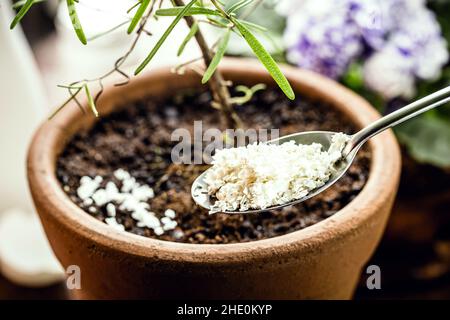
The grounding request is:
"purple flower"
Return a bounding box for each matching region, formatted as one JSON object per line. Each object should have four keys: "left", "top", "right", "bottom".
{"left": 279, "top": 0, "right": 449, "bottom": 96}
{"left": 363, "top": 2, "right": 448, "bottom": 99}
{"left": 280, "top": 1, "right": 364, "bottom": 78}
{"left": 279, "top": 0, "right": 393, "bottom": 78}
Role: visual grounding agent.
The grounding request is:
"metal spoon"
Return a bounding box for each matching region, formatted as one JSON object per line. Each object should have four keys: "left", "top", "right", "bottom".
{"left": 192, "top": 86, "right": 450, "bottom": 214}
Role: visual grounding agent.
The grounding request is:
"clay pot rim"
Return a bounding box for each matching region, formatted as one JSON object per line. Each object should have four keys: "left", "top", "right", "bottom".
{"left": 27, "top": 58, "right": 401, "bottom": 264}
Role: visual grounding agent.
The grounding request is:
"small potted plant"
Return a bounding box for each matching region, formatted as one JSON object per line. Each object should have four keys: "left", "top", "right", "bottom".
{"left": 16, "top": 0, "right": 400, "bottom": 298}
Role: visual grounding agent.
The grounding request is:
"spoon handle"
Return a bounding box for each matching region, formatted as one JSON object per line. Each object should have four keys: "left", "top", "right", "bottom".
{"left": 344, "top": 85, "right": 450, "bottom": 155}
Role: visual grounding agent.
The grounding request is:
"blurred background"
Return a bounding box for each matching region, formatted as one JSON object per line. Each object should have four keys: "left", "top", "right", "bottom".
{"left": 0, "top": 0, "right": 449, "bottom": 299}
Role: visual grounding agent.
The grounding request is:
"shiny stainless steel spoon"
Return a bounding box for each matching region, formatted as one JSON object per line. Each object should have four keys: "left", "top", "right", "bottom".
{"left": 192, "top": 86, "right": 450, "bottom": 214}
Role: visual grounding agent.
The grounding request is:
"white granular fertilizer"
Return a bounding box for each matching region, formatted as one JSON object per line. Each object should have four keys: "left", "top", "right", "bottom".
{"left": 205, "top": 133, "right": 350, "bottom": 213}
{"left": 74, "top": 169, "right": 177, "bottom": 234}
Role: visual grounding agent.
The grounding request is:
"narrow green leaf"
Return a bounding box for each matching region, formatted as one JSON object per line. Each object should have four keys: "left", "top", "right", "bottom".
{"left": 238, "top": 21, "right": 283, "bottom": 56}
{"left": 202, "top": 29, "right": 231, "bottom": 84}
{"left": 227, "top": 0, "right": 254, "bottom": 14}
{"left": 177, "top": 21, "right": 198, "bottom": 56}
{"left": 233, "top": 19, "right": 295, "bottom": 100}
{"left": 258, "top": 31, "right": 284, "bottom": 56}
{"left": 202, "top": 28, "right": 231, "bottom": 84}
{"left": 84, "top": 85, "right": 99, "bottom": 117}
{"left": 127, "top": 0, "right": 151, "bottom": 34}
{"left": 155, "top": 6, "right": 220, "bottom": 17}
{"left": 127, "top": 1, "right": 142, "bottom": 14}
{"left": 12, "top": 0, "right": 44, "bottom": 10}
{"left": 237, "top": 19, "right": 267, "bottom": 32}
{"left": 66, "top": 0, "right": 87, "bottom": 45}
{"left": 207, "top": 16, "right": 230, "bottom": 28}
{"left": 135, "top": 0, "right": 197, "bottom": 75}
{"left": 10, "top": 0, "right": 35, "bottom": 29}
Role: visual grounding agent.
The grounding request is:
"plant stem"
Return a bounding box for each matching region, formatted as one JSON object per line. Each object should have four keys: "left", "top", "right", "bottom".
{"left": 173, "top": 0, "right": 242, "bottom": 128}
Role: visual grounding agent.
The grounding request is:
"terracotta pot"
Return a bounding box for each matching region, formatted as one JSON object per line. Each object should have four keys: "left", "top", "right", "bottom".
{"left": 27, "top": 58, "right": 401, "bottom": 299}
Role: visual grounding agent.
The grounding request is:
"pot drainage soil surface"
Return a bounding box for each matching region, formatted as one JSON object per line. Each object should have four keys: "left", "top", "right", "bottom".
{"left": 57, "top": 88, "right": 370, "bottom": 244}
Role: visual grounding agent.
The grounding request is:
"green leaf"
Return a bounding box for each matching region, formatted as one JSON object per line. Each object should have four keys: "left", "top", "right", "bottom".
{"left": 207, "top": 16, "right": 230, "bottom": 28}
{"left": 12, "top": 0, "right": 44, "bottom": 10}
{"left": 66, "top": 0, "right": 87, "bottom": 45}
{"left": 342, "top": 62, "right": 364, "bottom": 90}
{"left": 177, "top": 21, "right": 198, "bottom": 56}
{"left": 233, "top": 19, "right": 295, "bottom": 100}
{"left": 155, "top": 6, "right": 220, "bottom": 17}
{"left": 202, "top": 28, "right": 231, "bottom": 84}
{"left": 135, "top": 0, "right": 197, "bottom": 75}
{"left": 127, "top": 0, "right": 151, "bottom": 34}
{"left": 237, "top": 19, "right": 267, "bottom": 32}
{"left": 10, "top": 0, "right": 36, "bottom": 29}
{"left": 227, "top": 0, "right": 254, "bottom": 14}
{"left": 84, "top": 84, "right": 99, "bottom": 117}
{"left": 127, "top": 1, "right": 142, "bottom": 14}
{"left": 396, "top": 114, "right": 450, "bottom": 168}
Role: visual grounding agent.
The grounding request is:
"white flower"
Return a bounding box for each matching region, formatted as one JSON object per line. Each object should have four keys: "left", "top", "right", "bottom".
{"left": 363, "top": 5, "right": 448, "bottom": 99}
{"left": 363, "top": 48, "right": 416, "bottom": 99}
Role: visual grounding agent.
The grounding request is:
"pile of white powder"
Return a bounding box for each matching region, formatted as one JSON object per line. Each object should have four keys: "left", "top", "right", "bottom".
{"left": 73, "top": 169, "right": 178, "bottom": 235}
{"left": 204, "top": 133, "right": 350, "bottom": 213}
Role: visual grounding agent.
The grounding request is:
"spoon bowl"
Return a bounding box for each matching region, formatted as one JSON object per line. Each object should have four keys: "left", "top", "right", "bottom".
{"left": 192, "top": 131, "right": 359, "bottom": 214}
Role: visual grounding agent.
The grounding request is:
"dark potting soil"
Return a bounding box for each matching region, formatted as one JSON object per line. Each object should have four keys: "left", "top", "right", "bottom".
{"left": 57, "top": 88, "right": 370, "bottom": 244}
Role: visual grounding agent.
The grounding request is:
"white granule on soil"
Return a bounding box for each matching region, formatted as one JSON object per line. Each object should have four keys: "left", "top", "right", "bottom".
{"left": 164, "top": 209, "right": 176, "bottom": 219}
{"left": 76, "top": 169, "right": 177, "bottom": 234}
{"left": 205, "top": 133, "right": 350, "bottom": 213}
{"left": 105, "top": 217, "right": 125, "bottom": 232}
{"left": 106, "top": 203, "right": 116, "bottom": 217}
{"left": 77, "top": 176, "right": 102, "bottom": 200}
